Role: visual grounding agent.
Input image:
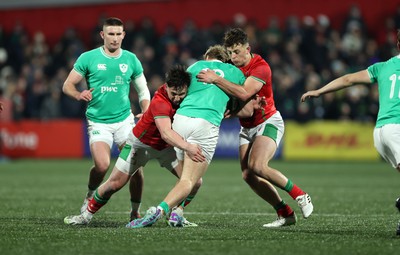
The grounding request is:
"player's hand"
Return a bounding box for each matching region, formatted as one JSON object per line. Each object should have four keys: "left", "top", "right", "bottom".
{"left": 223, "top": 109, "right": 232, "bottom": 119}
{"left": 300, "top": 90, "right": 320, "bottom": 102}
{"left": 79, "top": 88, "right": 94, "bottom": 101}
{"left": 0, "top": 102, "right": 4, "bottom": 112}
{"left": 253, "top": 94, "right": 266, "bottom": 110}
{"left": 135, "top": 113, "right": 144, "bottom": 119}
{"left": 196, "top": 69, "right": 218, "bottom": 84}
{"left": 186, "top": 143, "right": 206, "bottom": 163}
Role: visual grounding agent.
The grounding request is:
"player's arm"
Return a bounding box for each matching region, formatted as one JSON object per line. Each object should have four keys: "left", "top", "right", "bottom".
{"left": 62, "top": 69, "right": 94, "bottom": 102}
{"left": 155, "top": 117, "right": 205, "bottom": 162}
{"left": 132, "top": 73, "right": 151, "bottom": 117}
{"left": 234, "top": 100, "right": 254, "bottom": 118}
{"left": 229, "top": 95, "right": 266, "bottom": 118}
{"left": 301, "top": 70, "right": 371, "bottom": 102}
{"left": 197, "top": 69, "right": 262, "bottom": 101}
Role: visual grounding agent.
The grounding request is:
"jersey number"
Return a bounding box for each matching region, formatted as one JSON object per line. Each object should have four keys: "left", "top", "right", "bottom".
{"left": 389, "top": 74, "right": 400, "bottom": 99}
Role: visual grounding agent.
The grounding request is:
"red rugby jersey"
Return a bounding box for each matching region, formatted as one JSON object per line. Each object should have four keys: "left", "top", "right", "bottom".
{"left": 239, "top": 54, "right": 277, "bottom": 128}
{"left": 132, "top": 84, "right": 177, "bottom": 150}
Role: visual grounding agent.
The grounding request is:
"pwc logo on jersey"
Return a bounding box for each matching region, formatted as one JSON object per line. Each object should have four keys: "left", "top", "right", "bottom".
{"left": 101, "top": 86, "right": 118, "bottom": 93}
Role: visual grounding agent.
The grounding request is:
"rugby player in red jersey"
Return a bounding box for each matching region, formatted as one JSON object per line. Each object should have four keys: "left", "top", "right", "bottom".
{"left": 64, "top": 65, "right": 205, "bottom": 227}
{"left": 197, "top": 28, "right": 313, "bottom": 227}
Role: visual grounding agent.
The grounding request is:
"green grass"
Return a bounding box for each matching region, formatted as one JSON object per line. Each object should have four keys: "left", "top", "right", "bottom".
{"left": 0, "top": 159, "right": 399, "bottom": 255}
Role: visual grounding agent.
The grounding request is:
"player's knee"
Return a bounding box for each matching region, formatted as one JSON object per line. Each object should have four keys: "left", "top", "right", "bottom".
{"left": 247, "top": 160, "right": 269, "bottom": 175}
{"left": 179, "top": 179, "right": 195, "bottom": 193}
{"left": 94, "top": 161, "right": 110, "bottom": 173}
{"left": 242, "top": 169, "right": 255, "bottom": 183}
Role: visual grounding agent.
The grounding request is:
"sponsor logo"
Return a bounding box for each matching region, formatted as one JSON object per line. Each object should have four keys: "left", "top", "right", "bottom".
{"left": 0, "top": 128, "right": 38, "bottom": 149}
{"left": 92, "top": 130, "right": 100, "bottom": 135}
{"left": 114, "top": 76, "right": 123, "bottom": 85}
{"left": 97, "top": 64, "right": 107, "bottom": 70}
{"left": 100, "top": 86, "right": 118, "bottom": 93}
{"left": 305, "top": 134, "right": 359, "bottom": 147}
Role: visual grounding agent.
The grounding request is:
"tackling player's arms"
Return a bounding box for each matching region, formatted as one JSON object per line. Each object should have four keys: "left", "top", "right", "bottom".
{"left": 155, "top": 117, "right": 187, "bottom": 150}
{"left": 226, "top": 95, "right": 265, "bottom": 118}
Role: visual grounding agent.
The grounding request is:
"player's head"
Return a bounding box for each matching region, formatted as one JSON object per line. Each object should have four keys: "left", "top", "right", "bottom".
{"left": 223, "top": 28, "right": 251, "bottom": 67}
{"left": 103, "top": 17, "right": 124, "bottom": 28}
{"left": 100, "top": 17, "right": 125, "bottom": 53}
{"left": 203, "top": 45, "right": 230, "bottom": 62}
{"left": 165, "top": 65, "right": 191, "bottom": 106}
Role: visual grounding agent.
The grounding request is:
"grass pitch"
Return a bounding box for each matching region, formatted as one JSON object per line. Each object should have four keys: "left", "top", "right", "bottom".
{"left": 0, "top": 159, "right": 399, "bottom": 255}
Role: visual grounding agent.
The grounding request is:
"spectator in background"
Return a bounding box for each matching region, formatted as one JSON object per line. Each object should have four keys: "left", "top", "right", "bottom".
{"left": 259, "top": 16, "right": 282, "bottom": 58}
{"left": 7, "top": 22, "right": 28, "bottom": 75}
{"left": 39, "top": 86, "right": 61, "bottom": 120}
{"left": 0, "top": 64, "right": 13, "bottom": 120}
{"left": 394, "top": 4, "right": 400, "bottom": 29}
{"left": 0, "top": 5, "right": 399, "bottom": 124}
{"left": 341, "top": 21, "right": 365, "bottom": 65}
{"left": 121, "top": 20, "right": 137, "bottom": 51}
{"left": 341, "top": 4, "right": 367, "bottom": 37}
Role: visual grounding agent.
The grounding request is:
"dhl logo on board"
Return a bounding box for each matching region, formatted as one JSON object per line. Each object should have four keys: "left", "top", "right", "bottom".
{"left": 304, "top": 133, "right": 368, "bottom": 148}
{"left": 284, "top": 121, "right": 379, "bottom": 160}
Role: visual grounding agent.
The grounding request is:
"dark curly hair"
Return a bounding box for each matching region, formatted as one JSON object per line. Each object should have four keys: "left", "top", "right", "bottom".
{"left": 223, "top": 28, "right": 248, "bottom": 48}
{"left": 165, "top": 65, "right": 191, "bottom": 90}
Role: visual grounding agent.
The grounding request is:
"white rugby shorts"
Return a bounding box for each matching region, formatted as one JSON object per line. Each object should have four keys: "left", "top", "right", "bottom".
{"left": 87, "top": 113, "right": 135, "bottom": 148}
{"left": 373, "top": 124, "right": 400, "bottom": 169}
{"left": 239, "top": 111, "right": 284, "bottom": 147}
{"left": 172, "top": 114, "right": 219, "bottom": 164}
{"left": 115, "top": 132, "right": 178, "bottom": 175}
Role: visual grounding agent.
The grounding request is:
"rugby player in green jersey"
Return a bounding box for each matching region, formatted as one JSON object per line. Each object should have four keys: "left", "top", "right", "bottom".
{"left": 301, "top": 29, "right": 400, "bottom": 236}
{"left": 127, "top": 45, "right": 263, "bottom": 228}
{"left": 62, "top": 17, "right": 150, "bottom": 221}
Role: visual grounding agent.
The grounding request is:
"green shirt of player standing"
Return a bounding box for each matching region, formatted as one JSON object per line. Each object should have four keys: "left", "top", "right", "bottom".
{"left": 62, "top": 17, "right": 150, "bottom": 220}
{"left": 301, "top": 29, "right": 400, "bottom": 236}
{"left": 74, "top": 46, "right": 145, "bottom": 123}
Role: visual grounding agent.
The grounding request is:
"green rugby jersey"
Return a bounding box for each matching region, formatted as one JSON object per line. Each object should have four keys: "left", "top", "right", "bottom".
{"left": 177, "top": 60, "right": 245, "bottom": 126}
{"left": 74, "top": 47, "right": 144, "bottom": 123}
{"left": 368, "top": 55, "right": 400, "bottom": 127}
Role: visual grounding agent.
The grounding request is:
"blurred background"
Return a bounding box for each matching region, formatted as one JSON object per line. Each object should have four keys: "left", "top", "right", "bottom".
{"left": 0, "top": 0, "right": 398, "bottom": 160}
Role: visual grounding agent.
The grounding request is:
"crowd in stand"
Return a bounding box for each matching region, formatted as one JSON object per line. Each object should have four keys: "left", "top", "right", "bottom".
{"left": 1, "top": 4, "right": 400, "bottom": 123}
